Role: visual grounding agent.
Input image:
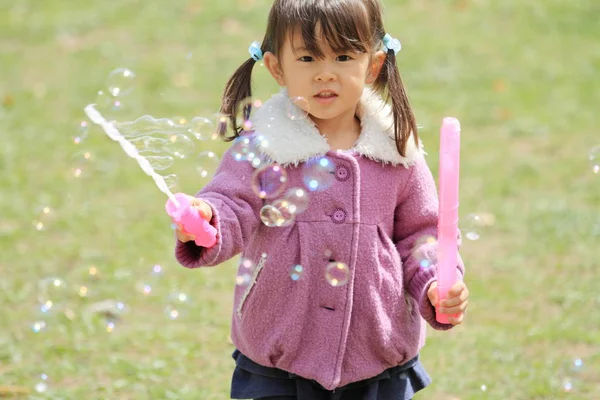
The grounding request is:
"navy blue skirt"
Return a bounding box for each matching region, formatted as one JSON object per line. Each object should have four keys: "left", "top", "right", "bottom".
{"left": 230, "top": 350, "right": 431, "bottom": 400}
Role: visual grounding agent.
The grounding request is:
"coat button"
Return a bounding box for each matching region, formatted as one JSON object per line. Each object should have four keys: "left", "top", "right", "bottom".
{"left": 335, "top": 165, "right": 350, "bottom": 181}
{"left": 331, "top": 208, "right": 346, "bottom": 224}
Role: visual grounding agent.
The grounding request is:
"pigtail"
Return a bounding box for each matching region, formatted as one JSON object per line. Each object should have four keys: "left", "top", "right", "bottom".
{"left": 220, "top": 57, "right": 257, "bottom": 141}
{"left": 373, "top": 50, "right": 419, "bottom": 157}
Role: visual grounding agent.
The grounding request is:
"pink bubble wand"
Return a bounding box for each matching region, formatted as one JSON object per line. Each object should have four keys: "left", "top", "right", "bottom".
{"left": 84, "top": 105, "right": 217, "bottom": 247}
{"left": 436, "top": 118, "right": 461, "bottom": 324}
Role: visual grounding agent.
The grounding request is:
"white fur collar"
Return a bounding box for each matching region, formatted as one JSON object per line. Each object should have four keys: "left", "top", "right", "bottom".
{"left": 250, "top": 88, "right": 424, "bottom": 168}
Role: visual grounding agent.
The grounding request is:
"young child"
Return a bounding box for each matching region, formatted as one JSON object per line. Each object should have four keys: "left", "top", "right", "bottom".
{"left": 174, "top": 0, "right": 469, "bottom": 399}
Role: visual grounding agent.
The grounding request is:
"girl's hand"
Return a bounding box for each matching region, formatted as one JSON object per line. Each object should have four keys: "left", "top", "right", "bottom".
{"left": 173, "top": 196, "right": 212, "bottom": 243}
{"left": 427, "top": 281, "right": 469, "bottom": 325}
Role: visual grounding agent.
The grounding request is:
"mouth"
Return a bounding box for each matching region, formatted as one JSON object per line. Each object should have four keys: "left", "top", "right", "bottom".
{"left": 314, "top": 90, "right": 338, "bottom": 99}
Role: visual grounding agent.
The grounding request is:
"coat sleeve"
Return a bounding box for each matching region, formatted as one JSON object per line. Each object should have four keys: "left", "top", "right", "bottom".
{"left": 393, "top": 156, "right": 465, "bottom": 330}
{"left": 175, "top": 146, "right": 263, "bottom": 268}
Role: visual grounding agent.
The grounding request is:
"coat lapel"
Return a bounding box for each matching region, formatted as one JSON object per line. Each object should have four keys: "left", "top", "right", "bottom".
{"left": 251, "top": 88, "right": 424, "bottom": 168}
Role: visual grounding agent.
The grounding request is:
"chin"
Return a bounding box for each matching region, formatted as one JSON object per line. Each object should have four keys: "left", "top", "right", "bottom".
{"left": 307, "top": 109, "right": 339, "bottom": 121}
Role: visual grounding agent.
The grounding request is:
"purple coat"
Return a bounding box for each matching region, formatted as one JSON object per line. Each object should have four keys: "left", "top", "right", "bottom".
{"left": 175, "top": 89, "right": 465, "bottom": 390}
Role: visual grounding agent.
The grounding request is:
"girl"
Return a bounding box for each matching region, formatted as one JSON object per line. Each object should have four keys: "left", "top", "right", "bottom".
{"left": 174, "top": 0, "right": 469, "bottom": 399}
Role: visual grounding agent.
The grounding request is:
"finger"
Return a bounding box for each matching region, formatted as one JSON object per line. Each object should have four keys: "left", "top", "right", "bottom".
{"left": 192, "top": 199, "right": 212, "bottom": 220}
{"left": 440, "top": 301, "right": 468, "bottom": 315}
{"left": 176, "top": 230, "right": 195, "bottom": 242}
{"left": 448, "top": 281, "right": 466, "bottom": 297}
{"left": 427, "top": 282, "right": 438, "bottom": 305}
{"left": 441, "top": 291, "right": 468, "bottom": 307}
{"left": 447, "top": 313, "right": 464, "bottom": 325}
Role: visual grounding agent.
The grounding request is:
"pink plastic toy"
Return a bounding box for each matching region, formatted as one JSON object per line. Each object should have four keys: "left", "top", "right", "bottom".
{"left": 436, "top": 117, "right": 461, "bottom": 323}
{"left": 165, "top": 193, "right": 217, "bottom": 248}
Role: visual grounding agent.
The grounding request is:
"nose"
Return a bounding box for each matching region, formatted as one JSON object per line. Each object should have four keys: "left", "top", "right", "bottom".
{"left": 315, "top": 62, "right": 337, "bottom": 82}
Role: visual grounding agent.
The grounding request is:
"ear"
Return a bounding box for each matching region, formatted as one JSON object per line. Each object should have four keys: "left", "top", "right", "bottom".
{"left": 366, "top": 50, "right": 387, "bottom": 84}
{"left": 263, "top": 52, "right": 286, "bottom": 86}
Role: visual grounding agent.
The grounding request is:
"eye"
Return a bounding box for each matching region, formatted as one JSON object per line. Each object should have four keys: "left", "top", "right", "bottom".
{"left": 299, "top": 56, "right": 314, "bottom": 62}
{"left": 336, "top": 55, "right": 353, "bottom": 62}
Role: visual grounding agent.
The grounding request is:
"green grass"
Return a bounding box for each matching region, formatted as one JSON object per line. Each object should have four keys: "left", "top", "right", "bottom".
{"left": 1, "top": 0, "right": 598, "bottom": 399}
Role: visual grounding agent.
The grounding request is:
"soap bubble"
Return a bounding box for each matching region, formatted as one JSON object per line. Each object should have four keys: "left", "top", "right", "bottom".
{"left": 303, "top": 157, "right": 335, "bottom": 192}
{"left": 215, "top": 114, "right": 229, "bottom": 139}
{"left": 106, "top": 67, "right": 136, "bottom": 97}
{"left": 231, "top": 134, "right": 266, "bottom": 168}
{"left": 259, "top": 205, "right": 284, "bottom": 227}
{"left": 135, "top": 281, "right": 153, "bottom": 296}
{"left": 236, "top": 258, "right": 255, "bottom": 286}
{"left": 105, "top": 316, "right": 117, "bottom": 333}
{"left": 129, "top": 136, "right": 167, "bottom": 153}
{"left": 290, "top": 264, "right": 304, "bottom": 281}
{"left": 145, "top": 155, "right": 174, "bottom": 171}
{"left": 411, "top": 235, "right": 437, "bottom": 269}
{"left": 37, "top": 277, "right": 69, "bottom": 313}
{"left": 94, "top": 90, "right": 126, "bottom": 121}
{"left": 196, "top": 151, "right": 220, "bottom": 180}
{"left": 271, "top": 199, "right": 296, "bottom": 227}
{"left": 231, "top": 136, "right": 254, "bottom": 162}
{"left": 94, "top": 90, "right": 112, "bottom": 109}
{"left": 35, "top": 373, "right": 49, "bottom": 393}
{"left": 325, "top": 262, "right": 349, "bottom": 287}
{"left": 251, "top": 164, "right": 288, "bottom": 199}
{"left": 283, "top": 187, "right": 310, "bottom": 214}
{"left": 31, "top": 321, "right": 48, "bottom": 333}
{"left": 164, "top": 133, "right": 194, "bottom": 158}
{"left": 590, "top": 146, "right": 599, "bottom": 174}
{"left": 170, "top": 115, "right": 188, "bottom": 127}
{"left": 236, "top": 97, "right": 263, "bottom": 127}
{"left": 162, "top": 174, "right": 178, "bottom": 189}
{"left": 464, "top": 213, "right": 485, "bottom": 241}
{"left": 114, "top": 115, "right": 187, "bottom": 138}
{"left": 557, "top": 358, "right": 585, "bottom": 393}
{"left": 164, "top": 292, "right": 190, "bottom": 320}
{"left": 73, "top": 121, "right": 89, "bottom": 144}
{"left": 70, "top": 150, "right": 94, "bottom": 179}
{"left": 32, "top": 205, "right": 55, "bottom": 231}
{"left": 136, "top": 264, "right": 165, "bottom": 296}
{"left": 188, "top": 116, "right": 214, "bottom": 140}
{"left": 287, "top": 96, "right": 310, "bottom": 120}
{"left": 248, "top": 134, "right": 270, "bottom": 169}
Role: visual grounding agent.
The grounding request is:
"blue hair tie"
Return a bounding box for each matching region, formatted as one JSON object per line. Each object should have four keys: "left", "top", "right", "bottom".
{"left": 382, "top": 34, "right": 402, "bottom": 55}
{"left": 249, "top": 41, "right": 263, "bottom": 61}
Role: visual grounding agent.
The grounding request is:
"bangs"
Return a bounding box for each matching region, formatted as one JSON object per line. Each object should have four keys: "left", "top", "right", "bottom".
{"left": 272, "top": 0, "right": 376, "bottom": 58}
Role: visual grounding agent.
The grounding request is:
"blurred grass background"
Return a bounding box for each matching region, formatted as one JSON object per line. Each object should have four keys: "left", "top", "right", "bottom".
{"left": 0, "top": 0, "right": 598, "bottom": 399}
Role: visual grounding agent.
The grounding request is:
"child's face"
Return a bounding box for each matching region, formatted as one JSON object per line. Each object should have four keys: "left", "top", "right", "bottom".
{"left": 264, "top": 26, "right": 384, "bottom": 124}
